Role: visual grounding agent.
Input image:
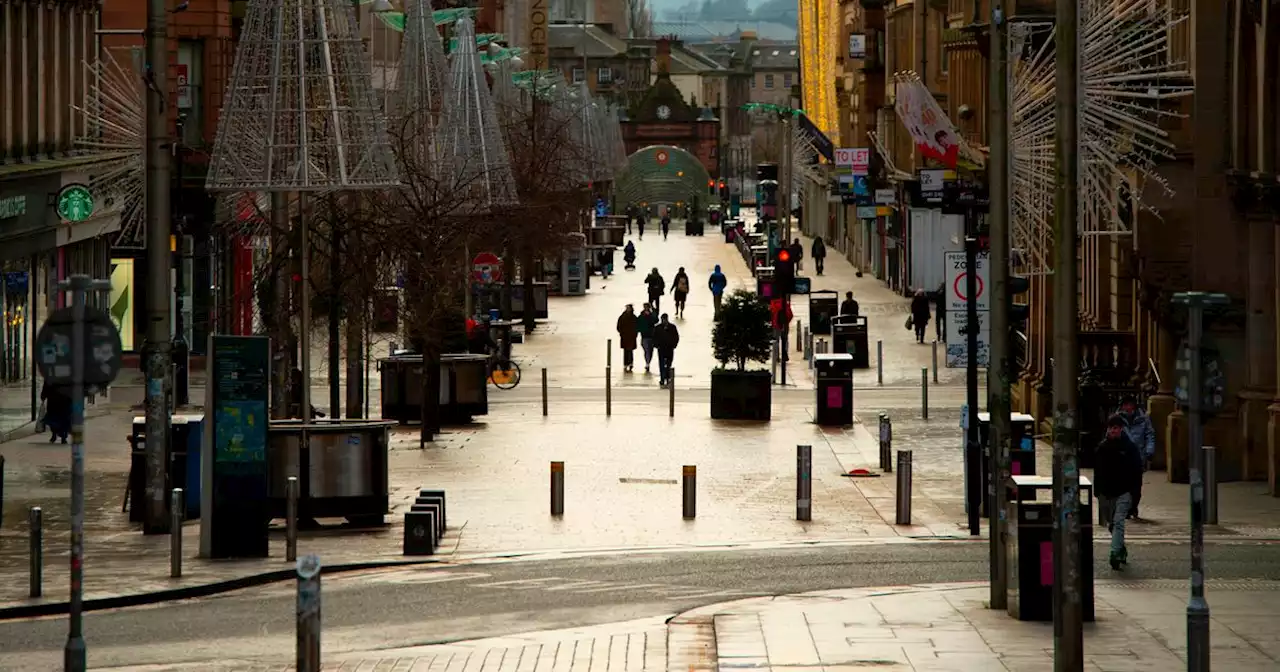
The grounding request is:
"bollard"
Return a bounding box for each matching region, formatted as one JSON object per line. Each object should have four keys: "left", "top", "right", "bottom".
{"left": 170, "top": 488, "right": 184, "bottom": 578}
{"left": 296, "top": 554, "right": 322, "bottom": 672}
{"left": 606, "top": 339, "right": 612, "bottom": 368}
{"left": 1204, "top": 446, "right": 1218, "bottom": 525}
{"left": 804, "top": 331, "right": 813, "bottom": 361}
{"left": 682, "top": 465, "right": 696, "bottom": 519}
{"left": 932, "top": 341, "right": 939, "bottom": 383}
{"left": 895, "top": 451, "right": 913, "bottom": 525}
{"left": 606, "top": 339, "right": 612, "bottom": 417}
{"left": 878, "top": 413, "right": 893, "bottom": 472}
{"left": 796, "top": 321, "right": 802, "bottom": 352}
{"left": 796, "top": 445, "right": 812, "bottom": 521}
{"left": 286, "top": 476, "right": 299, "bottom": 562}
{"left": 550, "top": 461, "right": 565, "bottom": 516}
{"left": 921, "top": 368, "right": 929, "bottom": 420}
{"left": 668, "top": 367, "right": 675, "bottom": 417}
{"left": 876, "top": 340, "right": 884, "bottom": 386}
{"left": 0, "top": 454, "right": 5, "bottom": 530}
{"left": 541, "top": 368, "right": 548, "bottom": 416}
{"left": 29, "top": 506, "right": 42, "bottom": 598}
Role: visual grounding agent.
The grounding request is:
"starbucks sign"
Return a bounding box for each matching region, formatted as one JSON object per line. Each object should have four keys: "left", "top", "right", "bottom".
{"left": 56, "top": 184, "right": 95, "bottom": 222}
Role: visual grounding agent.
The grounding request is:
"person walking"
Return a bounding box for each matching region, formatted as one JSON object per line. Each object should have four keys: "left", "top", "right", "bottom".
{"left": 637, "top": 214, "right": 646, "bottom": 239}
{"left": 616, "top": 304, "right": 638, "bottom": 373}
{"left": 708, "top": 264, "right": 728, "bottom": 317}
{"left": 909, "top": 289, "right": 932, "bottom": 344}
{"left": 671, "top": 267, "right": 690, "bottom": 319}
{"left": 653, "top": 313, "right": 680, "bottom": 387}
{"left": 1116, "top": 394, "right": 1156, "bottom": 519}
{"left": 637, "top": 303, "right": 658, "bottom": 373}
{"left": 602, "top": 246, "right": 615, "bottom": 278}
{"left": 839, "top": 291, "right": 860, "bottom": 318}
{"left": 645, "top": 268, "right": 666, "bottom": 313}
{"left": 811, "top": 236, "right": 827, "bottom": 275}
{"left": 788, "top": 238, "right": 804, "bottom": 272}
{"left": 39, "top": 380, "right": 71, "bottom": 444}
{"left": 661, "top": 215, "right": 671, "bottom": 240}
{"left": 770, "top": 296, "right": 793, "bottom": 362}
{"left": 1094, "top": 414, "right": 1145, "bottom": 570}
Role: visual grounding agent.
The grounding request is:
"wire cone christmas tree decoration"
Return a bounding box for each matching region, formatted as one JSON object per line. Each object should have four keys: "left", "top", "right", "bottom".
{"left": 395, "top": 0, "right": 450, "bottom": 131}
{"left": 1009, "top": 2, "right": 1192, "bottom": 274}
{"left": 435, "top": 17, "right": 518, "bottom": 212}
{"left": 206, "top": 0, "right": 399, "bottom": 192}
{"left": 73, "top": 47, "right": 145, "bottom": 248}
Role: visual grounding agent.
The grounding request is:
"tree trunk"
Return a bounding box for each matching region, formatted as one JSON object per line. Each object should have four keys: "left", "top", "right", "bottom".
{"left": 501, "top": 248, "right": 515, "bottom": 321}
{"left": 345, "top": 303, "right": 364, "bottom": 418}
{"left": 419, "top": 340, "right": 443, "bottom": 447}
{"left": 522, "top": 245, "right": 536, "bottom": 332}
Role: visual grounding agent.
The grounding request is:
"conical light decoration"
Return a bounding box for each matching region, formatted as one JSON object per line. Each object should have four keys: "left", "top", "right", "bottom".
{"left": 206, "top": 0, "right": 399, "bottom": 191}
{"left": 435, "top": 17, "right": 518, "bottom": 211}
{"left": 73, "top": 48, "right": 145, "bottom": 247}
{"left": 395, "top": 0, "right": 450, "bottom": 129}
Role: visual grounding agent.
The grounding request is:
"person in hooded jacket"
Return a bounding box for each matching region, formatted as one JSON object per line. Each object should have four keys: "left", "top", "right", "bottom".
{"left": 788, "top": 239, "right": 804, "bottom": 272}
{"left": 623, "top": 240, "right": 637, "bottom": 269}
{"left": 653, "top": 313, "right": 680, "bottom": 387}
{"left": 708, "top": 265, "right": 728, "bottom": 317}
{"left": 1116, "top": 394, "right": 1156, "bottom": 519}
{"left": 909, "top": 289, "right": 932, "bottom": 343}
{"left": 671, "top": 267, "right": 690, "bottom": 318}
{"left": 811, "top": 237, "right": 827, "bottom": 275}
{"left": 1094, "top": 414, "right": 1145, "bottom": 569}
{"left": 616, "top": 304, "right": 638, "bottom": 372}
{"left": 645, "top": 268, "right": 666, "bottom": 312}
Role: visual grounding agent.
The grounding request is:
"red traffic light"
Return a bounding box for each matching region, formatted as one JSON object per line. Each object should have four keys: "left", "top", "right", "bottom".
{"left": 707, "top": 179, "right": 715, "bottom": 187}
{"left": 777, "top": 249, "right": 791, "bottom": 262}
{"left": 718, "top": 180, "right": 725, "bottom": 188}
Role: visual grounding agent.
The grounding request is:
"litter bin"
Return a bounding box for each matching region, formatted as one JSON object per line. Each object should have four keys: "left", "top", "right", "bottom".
{"left": 814, "top": 353, "right": 854, "bottom": 426}
{"left": 831, "top": 315, "right": 870, "bottom": 368}
{"left": 976, "top": 412, "right": 1037, "bottom": 517}
{"left": 128, "top": 414, "right": 204, "bottom": 521}
{"left": 684, "top": 219, "right": 704, "bottom": 236}
{"left": 808, "top": 290, "right": 838, "bottom": 335}
{"left": 1006, "top": 475, "right": 1094, "bottom": 622}
{"left": 756, "top": 267, "right": 776, "bottom": 302}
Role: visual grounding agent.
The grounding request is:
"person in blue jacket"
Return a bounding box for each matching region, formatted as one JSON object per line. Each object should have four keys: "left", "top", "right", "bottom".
{"left": 1116, "top": 394, "right": 1157, "bottom": 519}
{"left": 708, "top": 265, "right": 728, "bottom": 317}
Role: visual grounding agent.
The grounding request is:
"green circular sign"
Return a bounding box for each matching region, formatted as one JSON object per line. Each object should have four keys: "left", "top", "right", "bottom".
{"left": 56, "top": 184, "right": 95, "bottom": 222}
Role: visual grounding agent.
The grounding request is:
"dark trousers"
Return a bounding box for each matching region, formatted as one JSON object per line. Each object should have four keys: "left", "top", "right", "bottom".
{"left": 658, "top": 348, "right": 674, "bottom": 383}
{"left": 814, "top": 257, "right": 824, "bottom": 274}
{"left": 914, "top": 324, "right": 927, "bottom": 343}
{"left": 649, "top": 293, "right": 661, "bottom": 312}
{"left": 622, "top": 348, "right": 634, "bottom": 368}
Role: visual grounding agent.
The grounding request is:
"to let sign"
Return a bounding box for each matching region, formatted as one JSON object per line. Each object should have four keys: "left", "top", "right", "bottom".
{"left": 834, "top": 148, "right": 869, "bottom": 174}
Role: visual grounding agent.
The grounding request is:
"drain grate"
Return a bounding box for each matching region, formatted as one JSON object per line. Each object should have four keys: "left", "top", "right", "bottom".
{"left": 620, "top": 478, "right": 679, "bottom": 485}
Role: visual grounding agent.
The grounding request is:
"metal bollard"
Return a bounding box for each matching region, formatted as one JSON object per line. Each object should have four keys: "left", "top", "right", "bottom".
{"left": 804, "top": 331, "right": 813, "bottom": 361}
{"left": 170, "top": 488, "right": 184, "bottom": 578}
{"left": 669, "top": 367, "right": 675, "bottom": 417}
{"left": 796, "top": 445, "right": 812, "bottom": 521}
{"left": 895, "top": 451, "right": 913, "bottom": 525}
{"left": 541, "top": 368, "right": 548, "bottom": 416}
{"left": 879, "top": 413, "right": 893, "bottom": 472}
{"left": 1, "top": 454, "right": 5, "bottom": 530}
{"left": 29, "top": 506, "right": 42, "bottom": 598}
{"left": 682, "top": 465, "right": 696, "bottom": 519}
{"left": 606, "top": 340, "right": 612, "bottom": 417}
{"left": 932, "top": 341, "right": 939, "bottom": 383}
{"left": 286, "top": 476, "right": 299, "bottom": 562}
{"left": 877, "top": 340, "right": 884, "bottom": 386}
{"left": 921, "top": 368, "right": 929, "bottom": 420}
{"left": 296, "top": 554, "right": 322, "bottom": 672}
{"left": 550, "top": 461, "right": 565, "bottom": 516}
{"left": 1204, "top": 446, "right": 1218, "bottom": 525}
{"left": 796, "top": 322, "right": 802, "bottom": 352}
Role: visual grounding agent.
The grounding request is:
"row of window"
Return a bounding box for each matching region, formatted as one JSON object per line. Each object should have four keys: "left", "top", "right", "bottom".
{"left": 571, "top": 66, "right": 616, "bottom": 85}
{"left": 750, "top": 73, "right": 794, "bottom": 89}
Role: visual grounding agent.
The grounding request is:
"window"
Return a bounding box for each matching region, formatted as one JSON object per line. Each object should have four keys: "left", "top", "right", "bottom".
{"left": 597, "top": 67, "right": 612, "bottom": 83}
{"left": 765, "top": 74, "right": 774, "bottom": 89}
{"left": 783, "top": 73, "right": 793, "bottom": 88}
{"left": 177, "top": 40, "right": 204, "bottom": 147}
{"left": 751, "top": 76, "right": 756, "bottom": 89}
{"left": 571, "top": 67, "right": 584, "bottom": 84}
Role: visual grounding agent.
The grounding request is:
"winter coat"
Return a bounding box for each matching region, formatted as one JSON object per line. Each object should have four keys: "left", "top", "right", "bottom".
{"left": 616, "top": 311, "right": 638, "bottom": 349}
{"left": 910, "top": 295, "right": 932, "bottom": 324}
{"left": 789, "top": 242, "right": 803, "bottom": 262}
{"left": 653, "top": 322, "right": 680, "bottom": 351}
{"left": 624, "top": 242, "right": 636, "bottom": 261}
{"left": 645, "top": 272, "right": 666, "bottom": 297}
{"left": 1093, "top": 434, "right": 1144, "bottom": 498}
{"left": 840, "top": 298, "right": 860, "bottom": 317}
{"left": 811, "top": 238, "right": 827, "bottom": 259}
{"left": 40, "top": 381, "right": 71, "bottom": 423}
{"left": 672, "top": 272, "right": 690, "bottom": 297}
{"left": 1117, "top": 407, "right": 1157, "bottom": 460}
{"left": 637, "top": 311, "right": 658, "bottom": 338}
{"left": 708, "top": 266, "right": 727, "bottom": 296}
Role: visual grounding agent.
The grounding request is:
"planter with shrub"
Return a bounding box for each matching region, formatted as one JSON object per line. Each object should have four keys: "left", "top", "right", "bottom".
{"left": 710, "top": 289, "right": 773, "bottom": 421}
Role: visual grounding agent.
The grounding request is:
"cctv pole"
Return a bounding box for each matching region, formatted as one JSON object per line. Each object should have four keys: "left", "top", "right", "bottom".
{"left": 143, "top": 0, "right": 174, "bottom": 537}
{"left": 1052, "top": 0, "right": 1083, "bottom": 666}
{"left": 986, "top": 0, "right": 1011, "bottom": 611}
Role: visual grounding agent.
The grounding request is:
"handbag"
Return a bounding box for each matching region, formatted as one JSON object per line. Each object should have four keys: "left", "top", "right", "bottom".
{"left": 905, "top": 316, "right": 913, "bottom": 330}
{"left": 35, "top": 400, "right": 47, "bottom": 433}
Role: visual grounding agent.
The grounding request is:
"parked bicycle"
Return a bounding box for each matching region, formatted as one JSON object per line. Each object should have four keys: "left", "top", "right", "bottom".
{"left": 487, "top": 352, "right": 522, "bottom": 390}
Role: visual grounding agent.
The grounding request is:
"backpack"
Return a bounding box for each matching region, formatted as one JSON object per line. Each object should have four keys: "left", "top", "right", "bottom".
{"left": 676, "top": 276, "right": 689, "bottom": 293}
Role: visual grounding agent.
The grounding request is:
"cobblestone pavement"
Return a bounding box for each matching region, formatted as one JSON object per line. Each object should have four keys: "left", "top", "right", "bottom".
{"left": 94, "top": 580, "right": 1280, "bottom": 670}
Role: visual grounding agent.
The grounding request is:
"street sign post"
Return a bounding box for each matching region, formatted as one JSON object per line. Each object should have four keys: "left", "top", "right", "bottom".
{"left": 944, "top": 250, "right": 989, "bottom": 368}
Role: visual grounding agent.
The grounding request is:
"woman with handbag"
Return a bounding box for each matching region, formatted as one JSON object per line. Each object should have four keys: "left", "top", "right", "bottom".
{"left": 40, "top": 380, "right": 72, "bottom": 444}
{"left": 908, "top": 289, "right": 932, "bottom": 344}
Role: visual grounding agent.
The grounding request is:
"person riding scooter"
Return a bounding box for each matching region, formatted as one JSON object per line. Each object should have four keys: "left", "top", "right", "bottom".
{"left": 623, "top": 241, "right": 637, "bottom": 270}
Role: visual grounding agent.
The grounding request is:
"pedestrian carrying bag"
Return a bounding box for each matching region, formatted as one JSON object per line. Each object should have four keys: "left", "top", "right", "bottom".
{"left": 905, "top": 316, "right": 913, "bottom": 330}
{"left": 35, "top": 400, "right": 46, "bottom": 433}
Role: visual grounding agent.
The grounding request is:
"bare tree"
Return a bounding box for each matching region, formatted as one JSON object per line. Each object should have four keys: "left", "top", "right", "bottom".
{"left": 626, "top": 0, "right": 654, "bottom": 37}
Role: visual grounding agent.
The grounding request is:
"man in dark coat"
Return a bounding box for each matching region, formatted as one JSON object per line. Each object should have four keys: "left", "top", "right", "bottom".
{"left": 616, "top": 304, "right": 638, "bottom": 372}
{"left": 840, "top": 291, "right": 859, "bottom": 318}
{"left": 40, "top": 380, "right": 71, "bottom": 443}
{"left": 811, "top": 237, "right": 827, "bottom": 275}
{"left": 909, "top": 289, "right": 932, "bottom": 344}
{"left": 1094, "top": 414, "right": 1145, "bottom": 569}
{"left": 645, "top": 268, "right": 666, "bottom": 312}
{"left": 653, "top": 313, "right": 680, "bottom": 387}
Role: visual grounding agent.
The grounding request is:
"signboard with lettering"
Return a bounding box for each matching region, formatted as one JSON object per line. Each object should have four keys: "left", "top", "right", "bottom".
{"left": 849, "top": 34, "right": 866, "bottom": 59}
{"left": 176, "top": 64, "right": 191, "bottom": 109}
{"left": 0, "top": 195, "right": 26, "bottom": 220}
{"left": 528, "top": 0, "right": 549, "bottom": 70}
{"left": 201, "top": 335, "right": 270, "bottom": 559}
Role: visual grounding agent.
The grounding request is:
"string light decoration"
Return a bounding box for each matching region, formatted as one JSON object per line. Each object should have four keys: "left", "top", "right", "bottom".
{"left": 1009, "top": 5, "right": 1193, "bottom": 274}
{"left": 797, "top": 0, "right": 837, "bottom": 144}
{"left": 73, "top": 48, "right": 144, "bottom": 248}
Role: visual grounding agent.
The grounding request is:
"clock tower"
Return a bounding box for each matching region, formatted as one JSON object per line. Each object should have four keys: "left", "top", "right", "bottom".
{"left": 619, "top": 37, "right": 721, "bottom": 178}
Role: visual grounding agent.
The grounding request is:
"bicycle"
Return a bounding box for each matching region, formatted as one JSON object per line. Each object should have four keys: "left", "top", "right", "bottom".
{"left": 487, "top": 352, "right": 522, "bottom": 390}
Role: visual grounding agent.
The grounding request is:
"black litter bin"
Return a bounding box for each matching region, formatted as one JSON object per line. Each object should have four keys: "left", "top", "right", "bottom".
{"left": 685, "top": 219, "right": 704, "bottom": 236}
{"left": 814, "top": 353, "right": 854, "bottom": 426}
{"left": 756, "top": 267, "right": 777, "bottom": 302}
{"left": 1006, "top": 475, "right": 1094, "bottom": 622}
{"left": 975, "top": 412, "right": 1038, "bottom": 518}
{"left": 831, "top": 315, "right": 870, "bottom": 368}
{"left": 809, "top": 290, "right": 838, "bottom": 335}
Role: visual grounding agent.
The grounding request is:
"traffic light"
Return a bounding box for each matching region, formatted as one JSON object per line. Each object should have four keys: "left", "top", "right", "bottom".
{"left": 707, "top": 179, "right": 716, "bottom": 195}
{"left": 1008, "top": 274, "right": 1031, "bottom": 375}
{"left": 773, "top": 248, "right": 795, "bottom": 294}
{"left": 718, "top": 180, "right": 727, "bottom": 199}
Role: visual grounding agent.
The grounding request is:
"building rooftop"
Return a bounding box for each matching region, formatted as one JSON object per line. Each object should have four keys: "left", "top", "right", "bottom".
{"left": 650, "top": 20, "right": 797, "bottom": 43}
{"left": 548, "top": 23, "right": 629, "bottom": 58}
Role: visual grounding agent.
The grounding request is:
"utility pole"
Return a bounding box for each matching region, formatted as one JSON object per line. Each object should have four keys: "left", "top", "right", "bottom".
{"left": 143, "top": 0, "right": 174, "bottom": 536}
{"left": 781, "top": 115, "right": 792, "bottom": 245}
{"left": 986, "top": 0, "right": 1011, "bottom": 612}
{"left": 964, "top": 234, "right": 980, "bottom": 537}
{"left": 1174, "top": 291, "right": 1230, "bottom": 672}
{"left": 329, "top": 218, "right": 341, "bottom": 418}
{"left": 1052, "top": 0, "right": 1083, "bottom": 666}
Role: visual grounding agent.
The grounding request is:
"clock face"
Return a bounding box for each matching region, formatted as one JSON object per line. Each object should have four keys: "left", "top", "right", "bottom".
{"left": 657, "top": 105, "right": 671, "bottom": 120}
